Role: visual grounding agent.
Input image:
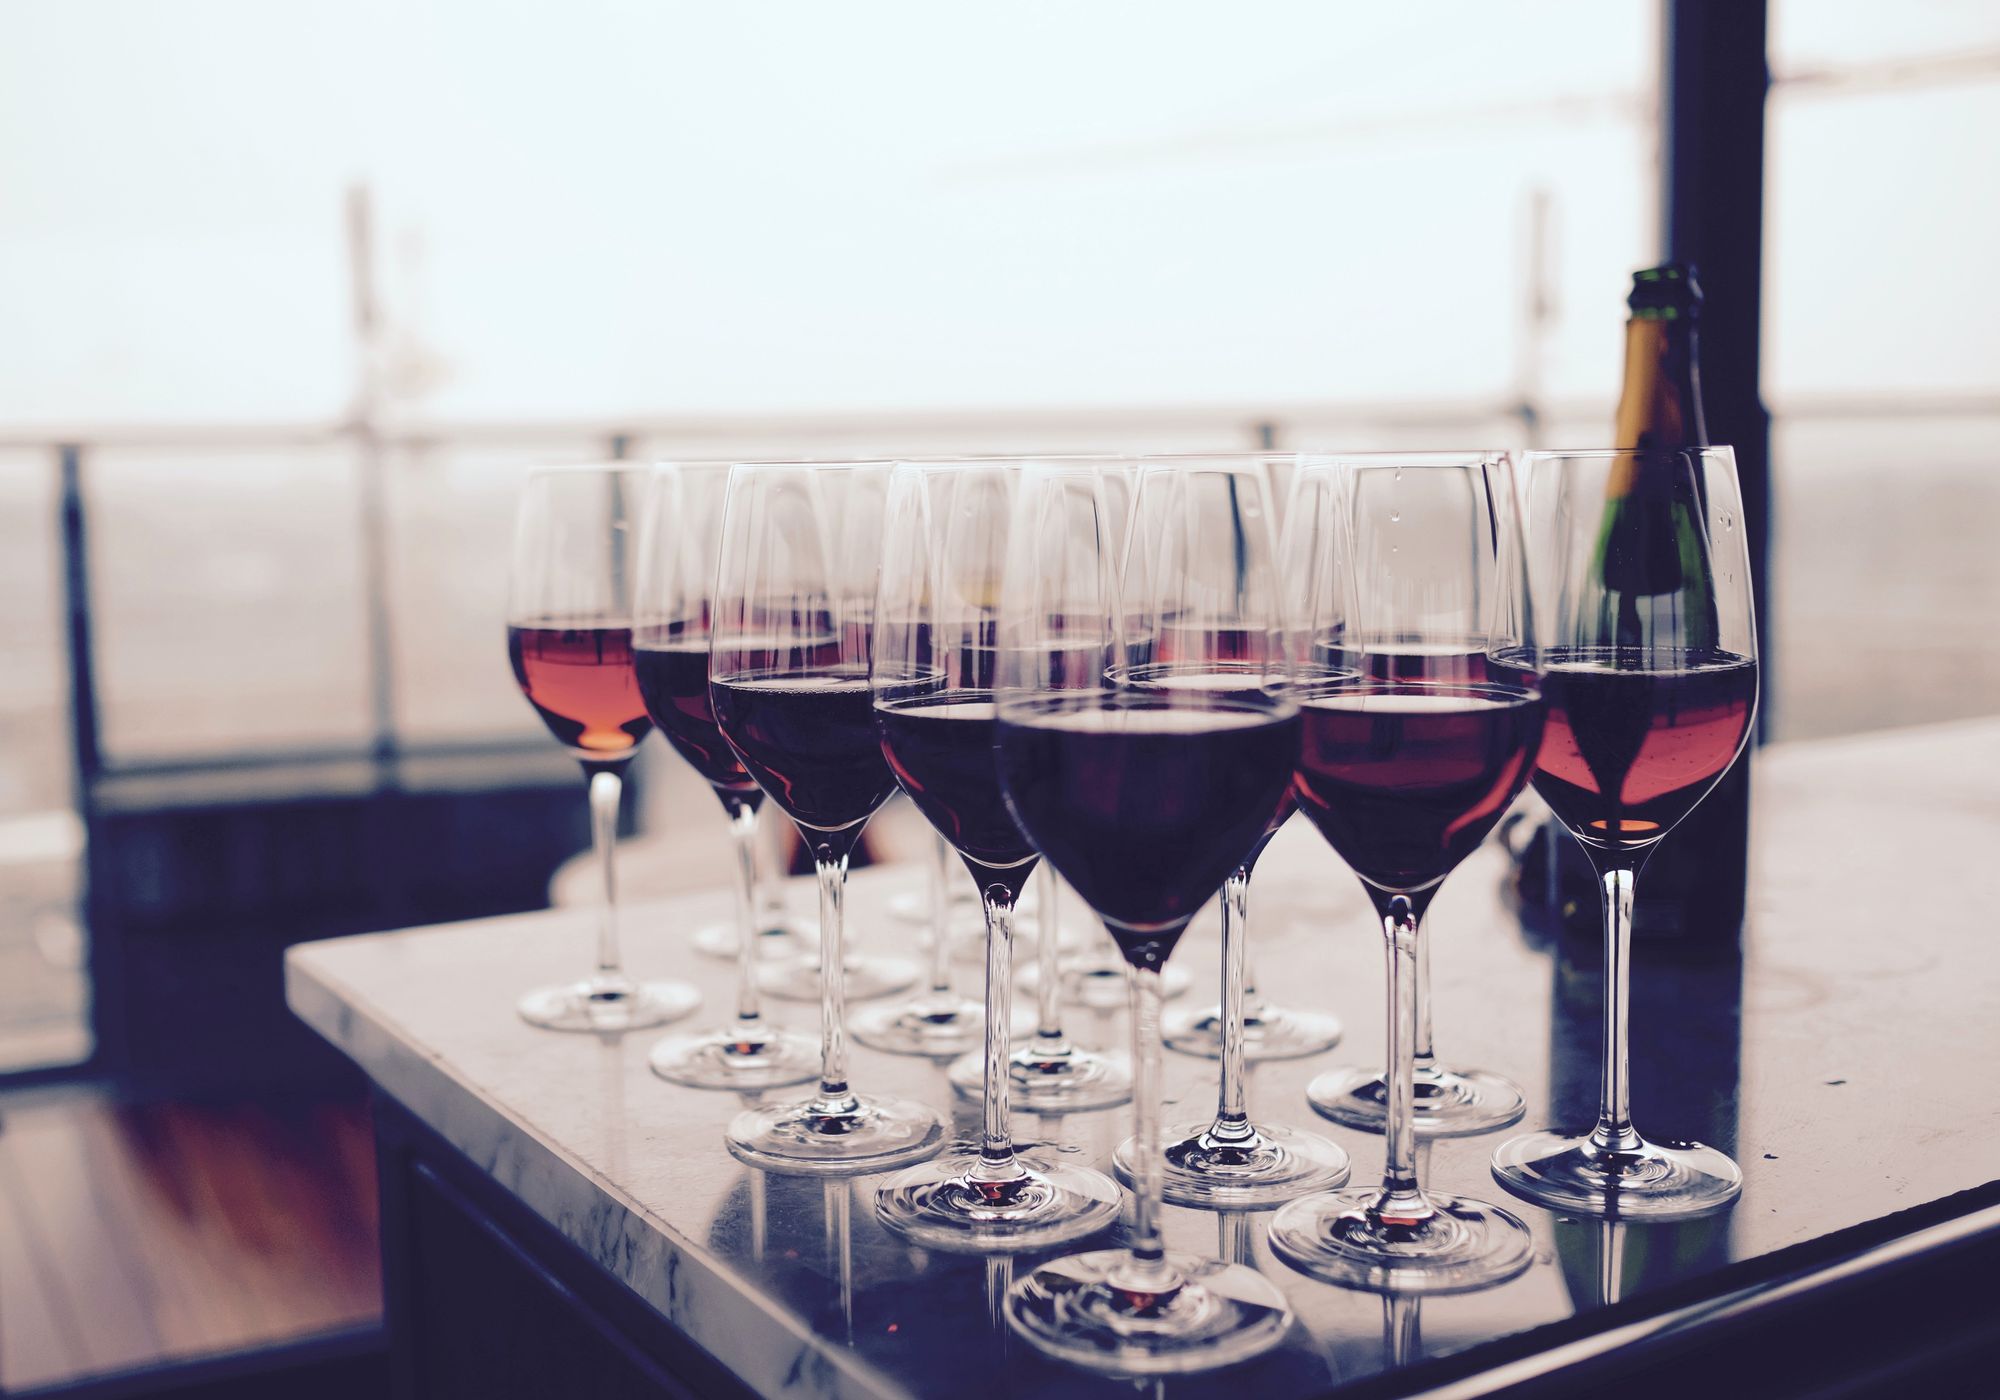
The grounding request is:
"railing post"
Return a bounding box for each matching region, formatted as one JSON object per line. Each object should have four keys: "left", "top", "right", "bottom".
{"left": 59, "top": 440, "right": 117, "bottom": 1074}
{"left": 58, "top": 443, "right": 100, "bottom": 806}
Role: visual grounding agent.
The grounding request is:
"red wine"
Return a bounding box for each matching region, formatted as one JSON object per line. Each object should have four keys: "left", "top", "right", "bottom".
{"left": 1117, "top": 662, "right": 1297, "bottom": 842}
{"left": 996, "top": 695, "right": 1301, "bottom": 968}
{"left": 632, "top": 636, "right": 760, "bottom": 800}
{"left": 876, "top": 692, "right": 1037, "bottom": 881}
{"left": 1510, "top": 648, "right": 1755, "bottom": 852}
{"left": 1293, "top": 685, "right": 1544, "bottom": 893}
{"left": 1153, "top": 620, "right": 1274, "bottom": 667}
{"left": 507, "top": 622, "right": 652, "bottom": 757}
{"left": 710, "top": 671, "right": 898, "bottom": 835}
{"left": 1313, "top": 640, "right": 1498, "bottom": 686}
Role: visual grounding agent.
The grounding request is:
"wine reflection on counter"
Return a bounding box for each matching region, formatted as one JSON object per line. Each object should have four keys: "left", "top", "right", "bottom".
{"left": 1383, "top": 1294, "right": 1423, "bottom": 1371}
{"left": 1553, "top": 1213, "right": 1734, "bottom": 1312}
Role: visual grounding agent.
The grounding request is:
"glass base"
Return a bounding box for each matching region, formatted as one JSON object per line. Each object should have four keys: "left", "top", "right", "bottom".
{"left": 1491, "top": 1130, "right": 1743, "bottom": 1219}
{"left": 948, "top": 1041, "right": 1133, "bottom": 1114}
{"left": 1115, "top": 1121, "right": 1351, "bottom": 1210}
{"left": 724, "top": 1092, "right": 945, "bottom": 1176}
{"left": 692, "top": 919, "right": 805, "bottom": 962}
{"left": 646, "top": 1021, "right": 820, "bottom": 1090}
{"left": 757, "top": 953, "right": 918, "bottom": 1003}
{"left": 1005, "top": 1249, "right": 1293, "bottom": 1376}
{"left": 1306, "top": 1063, "right": 1526, "bottom": 1138}
{"left": 875, "top": 1149, "right": 1122, "bottom": 1253}
{"left": 849, "top": 995, "right": 985, "bottom": 1058}
{"left": 1163, "top": 1002, "right": 1343, "bottom": 1062}
{"left": 1267, "top": 1187, "right": 1534, "bottom": 1295}
{"left": 517, "top": 977, "right": 700, "bottom": 1033}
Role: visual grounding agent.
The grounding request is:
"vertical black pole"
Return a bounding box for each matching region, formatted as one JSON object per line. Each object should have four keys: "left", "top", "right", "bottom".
{"left": 60, "top": 442, "right": 118, "bottom": 1071}
{"left": 59, "top": 444, "right": 100, "bottom": 803}
{"left": 1664, "top": 0, "right": 1772, "bottom": 713}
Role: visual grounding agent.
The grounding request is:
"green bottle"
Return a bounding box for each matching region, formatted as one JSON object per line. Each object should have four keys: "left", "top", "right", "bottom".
{"left": 1525, "top": 263, "right": 1753, "bottom": 948}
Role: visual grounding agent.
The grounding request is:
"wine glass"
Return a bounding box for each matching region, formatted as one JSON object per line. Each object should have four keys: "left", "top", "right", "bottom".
{"left": 1157, "top": 452, "right": 1336, "bottom": 1063}
{"left": 1267, "top": 450, "right": 1542, "bottom": 1293}
{"left": 943, "top": 461, "right": 1138, "bottom": 1115}
{"left": 632, "top": 463, "right": 819, "bottom": 1089}
{"left": 1490, "top": 447, "right": 1756, "bottom": 1217}
{"left": 1107, "top": 457, "right": 1351, "bottom": 1211}
{"left": 710, "top": 461, "right": 944, "bottom": 1174}
{"left": 998, "top": 460, "right": 1298, "bottom": 1375}
{"left": 505, "top": 464, "right": 702, "bottom": 1032}
{"left": 871, "top": 461, "right": 1122, "bottom": 1250}
{"left": 1297, "top": 451, "right": 1530, "bottom": 1138}
{"left": 849, "top": 828, "right": 986, "bottom": 1057}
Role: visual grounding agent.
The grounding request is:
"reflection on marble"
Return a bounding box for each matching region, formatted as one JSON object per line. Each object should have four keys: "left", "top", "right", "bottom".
{"left": 288, "top": 721, "right": 2000, "bottom": 1398}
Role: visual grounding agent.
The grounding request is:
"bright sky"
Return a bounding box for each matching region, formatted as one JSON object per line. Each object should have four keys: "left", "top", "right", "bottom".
{"left": 1, "top": 0, "right": 1995, "bottom": 427}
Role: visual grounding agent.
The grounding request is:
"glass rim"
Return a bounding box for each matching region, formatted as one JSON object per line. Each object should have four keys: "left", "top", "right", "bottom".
{"left": 723, "top": 457, "right": 893, "bottom": 473}
{"left": 1293, "top": 448, "right": 1511, "bottom": 466}
{"left": 1519, "top": 446, "right": 1738, "bottom": 462}
{"left": 889, "top": 452, "right": 1132, "bottom": 464}
{"left": 884, "top": 457, "right": 1035, "bottom": 474}
{"left": 885, "top": 451, "right": 1290, "bottom": 470}
{"left": 994, "top": 683, "right": 1299, "bottom": 711}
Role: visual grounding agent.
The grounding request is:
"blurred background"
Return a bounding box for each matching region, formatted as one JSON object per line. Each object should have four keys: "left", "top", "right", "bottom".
{"left": 0, "top": 0, "right": 1995, "bottom": 1392}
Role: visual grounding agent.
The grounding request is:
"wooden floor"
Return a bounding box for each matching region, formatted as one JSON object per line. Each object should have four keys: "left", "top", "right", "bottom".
{"left": 0, "top": 1093, "right": 381, "bottom": 1393}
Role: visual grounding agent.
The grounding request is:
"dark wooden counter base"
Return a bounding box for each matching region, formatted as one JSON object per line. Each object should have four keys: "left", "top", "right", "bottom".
{"left": 372, "top": 1092, "right": 1998, "bottom": 1400}
{"left": 374, "top": 1097, "right": 754, "bottom": 1400}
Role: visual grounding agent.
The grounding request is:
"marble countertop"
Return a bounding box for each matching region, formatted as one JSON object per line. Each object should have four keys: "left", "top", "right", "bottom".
{"left": 287, "top": 718, "right": 2000, "bottom": 1399}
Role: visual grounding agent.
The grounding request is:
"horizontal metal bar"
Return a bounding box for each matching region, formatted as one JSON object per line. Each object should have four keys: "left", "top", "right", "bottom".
{"left": 1, "top": 394, "right": 1992, "bottom": 457}
{"left": 90, "top": 735, "right": 553, "bottom": 783}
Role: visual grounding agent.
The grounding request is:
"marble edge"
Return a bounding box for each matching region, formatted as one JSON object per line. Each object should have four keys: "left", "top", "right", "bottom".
{"left": 283, "top": 941, "right": 913, "bottom": 1400}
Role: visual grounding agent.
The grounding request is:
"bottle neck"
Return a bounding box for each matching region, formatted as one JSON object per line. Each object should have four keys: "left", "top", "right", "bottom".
{"left": 1614, "top": 316, "right": 1707, "bottom": 454}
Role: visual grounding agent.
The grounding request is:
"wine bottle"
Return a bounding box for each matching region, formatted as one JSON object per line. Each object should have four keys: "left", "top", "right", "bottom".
{"left": 1519, "top": 263, "right": 1752, "bottom": 948}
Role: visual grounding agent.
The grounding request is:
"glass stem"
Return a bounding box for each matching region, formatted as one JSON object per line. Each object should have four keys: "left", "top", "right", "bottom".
{"left": 727, "top": 800, "right": 763, "bottom": 1026}
{"left": 587, "top": 767, "right": 625, "bottom": 984}
{"left": 1412, "top": 918, "right": 1437, "bottom": 1076}
{"left": 972, "top": 884, "right": 1025, "bottom": 1187}
{"left": 1208, "top": 867, "right": 1255, "bottom": 1145}
{"left": 1219, "top": 1210, "right": 1252, "bottom": 1266}
{"left": 812, "top": 849, "right": 858, "bottom": 1115}
{"left": 926, "top": 834, "right": 954, "bottom": 1000}
{"left": 755, "top": 805, "right": 786, "bottom": 935}
{"left": 1115, "top": 960, "right": 1178, "bottom": 1295}
{"left": 1590, "top": 864, "right": 1642, "bottom": 1153}
{"left": 1032, "top": 862, "right": 1068, "bottom": 1053}
{"left": 1376, "top": 893, "right": 1433, "bottom": 1221}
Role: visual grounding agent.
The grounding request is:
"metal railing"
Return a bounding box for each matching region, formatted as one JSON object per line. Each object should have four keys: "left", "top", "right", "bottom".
{"left": 11, "top": 386, "right": 1999, "bottom": 806}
